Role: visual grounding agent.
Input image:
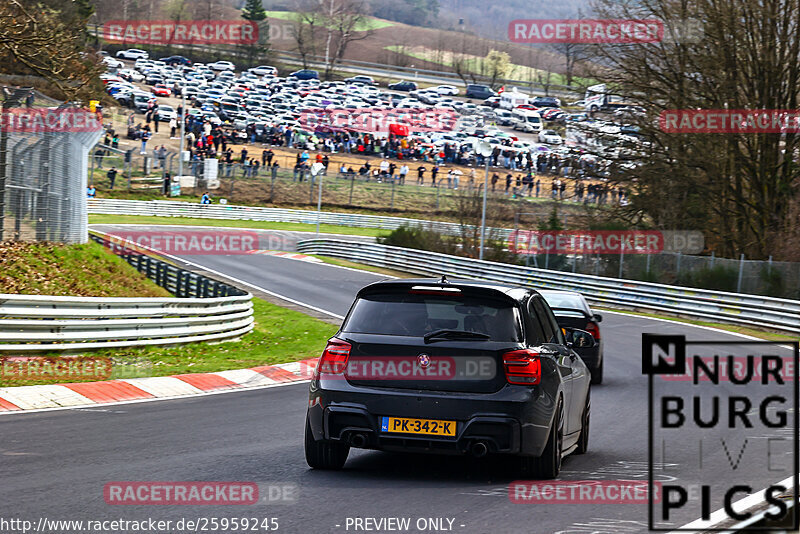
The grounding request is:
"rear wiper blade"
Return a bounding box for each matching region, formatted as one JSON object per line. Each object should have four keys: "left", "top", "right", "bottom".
{"left": 423, "top": 329, "right": 490, "bottom": 343}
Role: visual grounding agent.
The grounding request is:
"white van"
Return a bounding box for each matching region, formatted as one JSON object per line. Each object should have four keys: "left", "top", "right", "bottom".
{"left": 511, "top": 108, "right": 543, "bottom": 133}
{"left": 499, "top": 89, "right": 529, "bottom": 110}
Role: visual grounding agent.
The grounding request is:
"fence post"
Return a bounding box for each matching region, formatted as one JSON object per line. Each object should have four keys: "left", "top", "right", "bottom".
{"left": 436, "top": 182, "right": 440, "bottom": 210}
{"left": 737, "top": 253, "right": 745, "bottom": 293}
{"left": 710, "top": 251, "right": 715, "bottom": 268}
{"left": 390, "top": 179, "right": 395, "bottom": 210}
{"left": 618, "top": 241, "right": 624, "bottom": 278}
{"left": 349, "top": 175, "right": 355, "bottom": 205}
{"left": 646, "top": 253, "right": 651, "bottom": 275}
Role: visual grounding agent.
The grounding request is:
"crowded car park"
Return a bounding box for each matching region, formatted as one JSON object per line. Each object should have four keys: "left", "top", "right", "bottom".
{"left": 101, "top": 50, "right": 645, "bottom": 188}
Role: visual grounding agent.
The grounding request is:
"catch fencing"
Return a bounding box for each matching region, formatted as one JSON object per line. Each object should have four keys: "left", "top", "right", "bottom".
{"left": 294, "top": 239, "right": 800, "bottom": 335}
{"left": 0, "top": 89, "right": 103, "bottom": 243}
{"left": 0, "top": 233, "right": 254, "bottom": 352}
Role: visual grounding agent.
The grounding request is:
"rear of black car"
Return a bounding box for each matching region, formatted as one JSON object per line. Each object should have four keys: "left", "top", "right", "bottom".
{"left": 539, "top": 290, "right": 603, "bottom": 384}
{"left": 305, "top": 280, "right": 560, "bottom": 467}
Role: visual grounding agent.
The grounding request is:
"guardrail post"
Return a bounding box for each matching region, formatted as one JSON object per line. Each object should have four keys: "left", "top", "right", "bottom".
{"left": 737, "top": 253, "right": 745, "bottom": 293}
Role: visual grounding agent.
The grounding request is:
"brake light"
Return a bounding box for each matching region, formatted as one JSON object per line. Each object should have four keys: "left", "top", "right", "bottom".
{"left": 316, "top": 338, "right": 351, "bottom": 377}
{"left": 585, "top": 321, "right": 601, "bottom": 341}
{"left": 503, "top": 349, "right": 541, "bottom": 385}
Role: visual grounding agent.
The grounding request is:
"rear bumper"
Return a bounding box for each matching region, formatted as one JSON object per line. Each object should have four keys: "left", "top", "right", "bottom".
{"left": 306, "top": 380, "right": 557, "bottom": 457}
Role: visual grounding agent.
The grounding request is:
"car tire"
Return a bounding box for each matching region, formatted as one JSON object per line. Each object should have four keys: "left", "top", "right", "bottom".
{"left": 590, "top": 358, "right": 603, "bottom": 385}
{"left": 304, "top": 417, "right": 349, "bottom": 470}
{"left": 575, "top": 392, "right": 590, "bottom": 455}
{"left": 523, "top": 399, "right": 563, "bottom": 479}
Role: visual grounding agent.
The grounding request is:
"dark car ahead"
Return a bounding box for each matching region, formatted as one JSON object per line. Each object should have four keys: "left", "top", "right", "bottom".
{"left": 539, "top": 290, "right": 604, "bottom": 384}
{"left": 532, "top": 96, "right": 561, "bottom": 108}
{"left": 160, "top": 55, "right": 192, "bottom": 66}
{"left": 465, "top": 84, "right": 496, "bottom": 100}
{"left": 305, "top": 278, "right": 594, "bottom": 479}
{"left": 388, "top": 80, "right": 418, "bottom": 92}
{"left": 289, "top": 69, "right": 319, "bottom": 80}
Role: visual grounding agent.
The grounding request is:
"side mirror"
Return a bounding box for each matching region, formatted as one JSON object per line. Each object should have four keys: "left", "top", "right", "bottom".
{"left": 592, "top": 313, "right": 603, "bottom": 323}
{"left": 564, "top": 328, "right": 596, "bottom": 349}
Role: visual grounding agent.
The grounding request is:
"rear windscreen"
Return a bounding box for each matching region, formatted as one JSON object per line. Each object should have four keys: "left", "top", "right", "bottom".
{"left": 540, "top": 292, "right": 586, "bottom": 311}
{"left": 342, "top": 292, "right": 522, "bottom": 341}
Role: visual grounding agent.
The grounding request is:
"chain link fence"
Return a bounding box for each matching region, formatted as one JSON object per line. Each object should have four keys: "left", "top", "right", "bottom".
{"left": 0, "top": 88, "right": 103, "bottom": 243}
{"left": 521, "top": 246, "right": 800, "bottom": 300}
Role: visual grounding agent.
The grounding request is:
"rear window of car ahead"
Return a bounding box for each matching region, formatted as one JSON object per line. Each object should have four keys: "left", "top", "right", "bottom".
{"left": 342, "top": 292, "right": 523, "bottom": 342}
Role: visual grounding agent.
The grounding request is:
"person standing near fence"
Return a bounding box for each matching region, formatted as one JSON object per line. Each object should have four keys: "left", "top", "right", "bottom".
{"left": 169, "top": 118, "right": 178, "bottom": 139}
{"left": 94, "top": 147, "right": 105, "bottom": 169}
{"left": 399, "top": 163, "right": 409, "bottom": 185}
{"left": 140, "top": 128, "right": 151, "bottom": 155}
{"left": 107, "top": 167, "right": 118, "bottom": 190}
{"left": 417, "top": 165, "right": 426, "bottom": 185}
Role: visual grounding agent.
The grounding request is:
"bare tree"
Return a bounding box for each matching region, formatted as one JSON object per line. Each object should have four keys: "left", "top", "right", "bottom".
{"left": 589, "top": 0, "right": 800, "bottom": 259}
{"left": 321, "top": 0, "right": 375, "bottom": 80}
{"left": 289, "top": 6, "right": 322, "bottom": 69}
{"left": 0, "top": 0, "right": 104, "bottom": 101}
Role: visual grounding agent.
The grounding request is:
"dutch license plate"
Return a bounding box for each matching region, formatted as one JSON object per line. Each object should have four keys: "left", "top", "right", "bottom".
{"left": 380, "top": 416, "right": 456, "bottom": 437}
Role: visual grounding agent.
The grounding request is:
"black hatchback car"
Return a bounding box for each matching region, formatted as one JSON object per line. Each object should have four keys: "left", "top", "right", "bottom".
{"left": 305, "top": 278, "right": 595, "bottom": 479}
{"left": 539, "top": 290, "right": 604, "bottom": 385}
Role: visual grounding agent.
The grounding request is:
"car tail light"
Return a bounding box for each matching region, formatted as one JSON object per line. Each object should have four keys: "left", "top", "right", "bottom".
{"left": 503, "top": 349, "right": 541, "bottom": 385}
{"left": 585, "top": 321, "right": 601, "bottom": 341}
{"left": 316, "top": 338, "right": 351, "bottom": 377}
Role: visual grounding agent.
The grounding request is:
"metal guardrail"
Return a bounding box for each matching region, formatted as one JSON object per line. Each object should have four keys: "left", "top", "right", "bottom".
{"left": 0, "top": 234, "right": 254, "bottom": 352}
{"left": 295, "top": 239, "right": 800, "bottom": 335}
{"left": 87, "top": 198, "right": 505, "bottom": 237}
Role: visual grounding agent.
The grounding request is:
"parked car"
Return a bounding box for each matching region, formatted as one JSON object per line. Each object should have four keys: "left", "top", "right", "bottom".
{"left": 432, "top": 84, "right": 459, "bottom": 96}
{"left": 207, "top": 61, "right": 236, "bottom": 71}
{"left": 345, "top": 75, "right": 376, "bottom": 85}
{"left": 289, "top": 69, "right": 320, "bottom": 80}
{"left": 249, "top": 65, "right": 278, "bottom": 76}
{"left": 538, "top": 129, "right": 563, "bottom": 144}
{"left": 304, "top": 278, "right": 594, "bottom": 478}
{"left": 532, "top": 96, "right": 561, "bottom": 108}
{"left": 116, "top": 49, "right": 149, "bottom": 60}
{"left": 160, "top": 55, "right": 192, "bottom": 66}
{"left": 538, "top": 290, "right": 603, "bottom": 384}
{"left": 117, "top": 68, "right": 144, "bottom": 82}
{"left": 388, "top": 80, "right": 418, "bottom": 92}
{"left": 151, "top": 84, "right": 172, "bottom": 97}
{"left": 465, "top": 84, "right": 496, "bottom": 100}
{"left": 155, "top": 105, "right": 177, "bottom": 122}
{"left": 102, "top": 57, "right": 124, "bottom": 69}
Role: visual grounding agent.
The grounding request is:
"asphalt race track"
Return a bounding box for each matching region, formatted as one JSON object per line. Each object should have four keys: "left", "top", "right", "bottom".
{"left": 2, "top": 230, "right": 795, "bottom": 534}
